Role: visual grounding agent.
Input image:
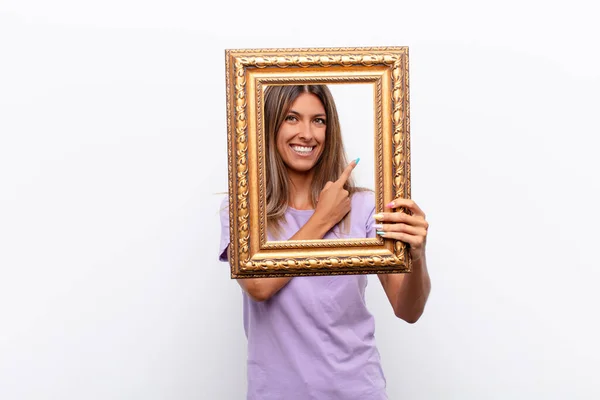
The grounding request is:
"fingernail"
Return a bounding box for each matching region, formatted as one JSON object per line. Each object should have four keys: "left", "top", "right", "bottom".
{"left": 355, "top": 157, "right": 360, "bottom": 165}
{"left": 386, "top": 202, "right": 395, "bottom": 208}
{"left": 376, "top": 230, "right": 385, "bottom": 236}
{"left": 373, "top": 213, "right": 383, "bottom": 220}
{"left": 373, "top": 223, "right": 383, "bottom": 230}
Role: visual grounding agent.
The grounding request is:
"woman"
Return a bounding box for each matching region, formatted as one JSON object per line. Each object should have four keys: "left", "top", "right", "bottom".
{"left": 219, "top": 85, "right": 431, "bottom": 400}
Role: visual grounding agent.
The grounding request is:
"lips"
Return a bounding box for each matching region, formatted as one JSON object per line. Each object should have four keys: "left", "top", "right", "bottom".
{"left": 290, "top": 144, "right": 315, "bottom": 156}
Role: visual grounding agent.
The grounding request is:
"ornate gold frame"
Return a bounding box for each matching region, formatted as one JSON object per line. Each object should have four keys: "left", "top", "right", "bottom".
{"left": 224, "top": 47, "right": 411, "bottom": 278}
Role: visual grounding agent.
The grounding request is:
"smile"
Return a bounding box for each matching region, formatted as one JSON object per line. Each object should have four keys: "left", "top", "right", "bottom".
{"left": 290, "top": 145, "right": 315, "bottom": 156}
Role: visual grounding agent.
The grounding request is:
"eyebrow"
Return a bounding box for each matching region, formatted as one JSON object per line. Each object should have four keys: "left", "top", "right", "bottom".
{"left": 288, "top": 110, "right": 327, "bottom": 118}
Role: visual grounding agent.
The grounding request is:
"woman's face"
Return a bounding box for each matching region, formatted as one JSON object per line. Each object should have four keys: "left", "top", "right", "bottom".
{"left": 276, "top": 92, "right": 327, "bottom": 175}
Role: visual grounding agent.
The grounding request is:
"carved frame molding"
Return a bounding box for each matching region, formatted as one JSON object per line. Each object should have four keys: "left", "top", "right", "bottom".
{"left": 225, "top": 47, "right": 411, "bottom": 278}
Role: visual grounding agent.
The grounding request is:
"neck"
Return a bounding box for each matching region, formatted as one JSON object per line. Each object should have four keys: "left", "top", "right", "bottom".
{"left": 287, "top": 168, "right": 315, "bottom": 210}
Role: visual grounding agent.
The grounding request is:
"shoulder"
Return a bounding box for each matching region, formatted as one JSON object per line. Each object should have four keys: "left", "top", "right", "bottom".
{"left": 219, "top": 194, "right": 229, "bottom": 227}
{"left": 351, "top": 189, "right": 375, "bottom": 209}
{"left": 349, "top": 190, "right": 376, "bottom": 235}
{"left": 350, "top": 189, "right": 375, "bottom": 222}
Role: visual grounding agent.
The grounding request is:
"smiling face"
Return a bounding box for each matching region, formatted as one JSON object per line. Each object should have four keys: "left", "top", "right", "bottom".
{"left": 276, "top": 92, "right": 327, "bottom": 175}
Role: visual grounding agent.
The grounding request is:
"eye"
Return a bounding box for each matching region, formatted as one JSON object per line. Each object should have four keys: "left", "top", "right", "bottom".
{"left": 314, "top": 117, "right": 326, "bottom": 125}
{"left": 284, "top": 115, "right": 298, "bottom": 122}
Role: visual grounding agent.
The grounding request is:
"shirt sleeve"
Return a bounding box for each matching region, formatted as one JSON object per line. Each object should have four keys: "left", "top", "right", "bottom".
{"left": 218, "top": 195, "right": 230, "bottom": 262}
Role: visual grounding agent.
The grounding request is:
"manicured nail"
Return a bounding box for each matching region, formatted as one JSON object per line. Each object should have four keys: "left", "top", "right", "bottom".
{"left": 373, "top": 213, "right": 384, "bottom": 220}
{"left": 386, "top": 202, "right": 395, "bottom": 208}
{"left": 373, "top": 223, "right": 383, "bottom": 230}
{"left": 376, "top": 230, "right": 386, "bottom": 236}
{"left": 355, "top": 157, "right": 360, "bottom": 165}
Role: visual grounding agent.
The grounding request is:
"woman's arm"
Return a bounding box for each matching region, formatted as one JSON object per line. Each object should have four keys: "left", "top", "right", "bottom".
{"left": 375, "top": 198, "right": 431, "bottom": 323}
{"left": 239, "top": 161, "right": 358, "bottom": 301}
{"left": 237, "top": 214, "right": 334, "bottom": 301}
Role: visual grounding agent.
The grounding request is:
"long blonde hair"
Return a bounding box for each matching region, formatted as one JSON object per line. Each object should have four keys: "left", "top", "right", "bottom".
{"left": 264, "top": 84, "right": 363, "bottom": 238}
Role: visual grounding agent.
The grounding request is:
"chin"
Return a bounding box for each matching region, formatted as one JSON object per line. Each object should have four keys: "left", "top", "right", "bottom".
{"left": 286, "top": 153, "right": 322, "bottom": 173}
{"left": 286, "top": 163, "right": 316, "bottom": 174}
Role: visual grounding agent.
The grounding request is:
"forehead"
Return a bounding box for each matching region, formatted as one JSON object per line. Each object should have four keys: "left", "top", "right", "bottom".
{"left": 289, "top": 92, "right": 325, "bottom": 112}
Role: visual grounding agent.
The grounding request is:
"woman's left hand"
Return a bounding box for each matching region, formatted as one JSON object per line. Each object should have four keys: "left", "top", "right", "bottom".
{"left": 374, "top": 198, "right": 429, "bottom": 262}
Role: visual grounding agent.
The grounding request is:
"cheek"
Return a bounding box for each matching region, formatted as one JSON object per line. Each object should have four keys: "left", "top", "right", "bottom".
{"left": 275, "top": 133, "right": 283, "bottom": 149}
{"left": 275, "top": 127, "right": 284, "bottom": 144}
{"left": 275, "top": 128, "right": 289, "bottom": 153}
{"left": 317, "top": 128, "right": 326, "bottom": 144}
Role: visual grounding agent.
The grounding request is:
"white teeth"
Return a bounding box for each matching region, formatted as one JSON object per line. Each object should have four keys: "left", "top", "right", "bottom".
{"left": 291, "top": 145, "right": 314, "bottom": 154}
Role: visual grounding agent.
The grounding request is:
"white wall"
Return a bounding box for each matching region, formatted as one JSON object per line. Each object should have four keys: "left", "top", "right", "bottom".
{"left": 329, "top": 83, "right": 375, "bottom": 190}
{"left": 1, "top": 1, "right": 599, "bottom": 399}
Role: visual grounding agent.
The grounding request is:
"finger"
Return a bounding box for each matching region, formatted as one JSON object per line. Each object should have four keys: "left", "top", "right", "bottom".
{"left": 375, "top": 222, "right": 426, "bottom": 237}
{"left": 373, "top": 212, "right": 428, "bottom": 229}
{"left": 375, "top": 231, "right": 425, "bottom": 248}
{"left": 317, "top": 182, "right": 333, "bottom": 202}
{"left": 335, "top": 158, "right": 359, "bottom": 185}
{"left": 385, "top": 198, "right": 425, "bottom": 217}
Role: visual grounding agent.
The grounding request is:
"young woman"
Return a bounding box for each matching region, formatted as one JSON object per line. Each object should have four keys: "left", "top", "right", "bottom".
{"left": 219, "top": 85, "right": 431, "bottom": 400}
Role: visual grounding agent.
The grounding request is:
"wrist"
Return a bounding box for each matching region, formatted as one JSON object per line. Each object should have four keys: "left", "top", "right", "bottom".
{"left": 307, "top": 211, "right": 335, "bottom": 236}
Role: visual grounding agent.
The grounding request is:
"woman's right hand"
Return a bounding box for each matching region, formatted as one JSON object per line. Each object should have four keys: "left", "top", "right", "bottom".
{"left": 313, "top": 160, "right": 358, "bottom": 230}
{"left": 240, "top": 160, "right": 358, "bottom": 302}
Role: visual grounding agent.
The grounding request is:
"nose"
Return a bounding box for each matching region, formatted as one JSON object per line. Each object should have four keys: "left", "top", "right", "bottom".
{"left": 297, "top": 120, "right": 314, "bottom": 141}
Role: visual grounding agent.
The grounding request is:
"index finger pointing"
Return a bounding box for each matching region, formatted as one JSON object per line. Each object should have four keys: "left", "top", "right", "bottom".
{"left": 336, "top": 158, "right": 359, "bottom": 185}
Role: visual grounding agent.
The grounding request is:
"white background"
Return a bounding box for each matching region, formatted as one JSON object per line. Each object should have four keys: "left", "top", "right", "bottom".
{"left": 1, "top": 1, "right": 599, "bottom": 399}
{"left": 329, "top": 83, "right": 375, "bottom": 190}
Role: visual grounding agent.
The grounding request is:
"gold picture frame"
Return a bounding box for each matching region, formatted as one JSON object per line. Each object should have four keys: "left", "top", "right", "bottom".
{"left": 224, "top": 46, "right": 411, "bottom": 278}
